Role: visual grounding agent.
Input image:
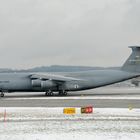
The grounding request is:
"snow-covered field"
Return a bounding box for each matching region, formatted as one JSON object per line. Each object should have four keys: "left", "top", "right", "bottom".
{"left": 0, "top": 108, "right": 140, "bottom": 140}
{"left": 0, "top": 119, "right": 140, "bottom": 140}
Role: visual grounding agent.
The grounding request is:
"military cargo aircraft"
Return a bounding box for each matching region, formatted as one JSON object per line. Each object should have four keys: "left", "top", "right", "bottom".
{"left": 0, "top": 46, "right": 140, "bottom": 97}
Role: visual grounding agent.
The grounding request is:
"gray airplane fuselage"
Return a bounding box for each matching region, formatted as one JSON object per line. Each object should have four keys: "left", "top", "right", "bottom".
{"left": 1, "top": 46, "right": 140, "bottom": 95}
{"left": 0, "top": 70, "right": 138, "bottom": 93}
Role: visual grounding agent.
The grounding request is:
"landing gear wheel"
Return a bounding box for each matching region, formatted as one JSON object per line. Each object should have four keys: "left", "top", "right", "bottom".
{"left": 1, "top": 92, "right": 4, "bottom": 97}
{"left": 63, "top": 91, "right": 68, "bottom": 96}
{"left": 45, "top": 90, "right": 54, "bottom": 96}
{"left": 59, "top": 91, "right": 68, "bottom": 96}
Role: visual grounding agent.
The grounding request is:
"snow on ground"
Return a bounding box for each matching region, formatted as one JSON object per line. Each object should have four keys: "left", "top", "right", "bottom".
{"left": 0, "top": 108, "right": 140, "bottom": 121}
{"left": 0, "top": 119, "right": 140, "bottom": 140}
{"left": 0, "top": 108, "right": 140, "bottom": 140}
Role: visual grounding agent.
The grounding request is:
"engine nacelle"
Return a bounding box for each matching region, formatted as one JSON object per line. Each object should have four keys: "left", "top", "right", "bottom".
{"left": 32, "top": 79, "right": 41, "bottom": 87}
{"left": 41, "top": 80, "right": 56, "bottom": 89}
{"left": 31, "top": 79, "right": 56, "bottom": 90}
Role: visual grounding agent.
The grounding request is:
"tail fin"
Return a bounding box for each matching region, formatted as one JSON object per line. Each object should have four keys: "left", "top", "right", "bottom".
{"left": 122, "top": 46, "right": 140, "bottom": 73}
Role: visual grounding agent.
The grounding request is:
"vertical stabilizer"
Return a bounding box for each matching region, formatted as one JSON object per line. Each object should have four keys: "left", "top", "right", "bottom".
{"left": 122, "top": 46, "right": 140, "bottom": 73}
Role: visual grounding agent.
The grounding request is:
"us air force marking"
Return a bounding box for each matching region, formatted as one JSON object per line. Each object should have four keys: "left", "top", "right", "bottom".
{"left": 74, "top": 84, "right": 79, "bottom": 89}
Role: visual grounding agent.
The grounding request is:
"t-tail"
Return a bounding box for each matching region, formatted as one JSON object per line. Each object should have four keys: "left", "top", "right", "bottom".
{"left": 122, "top": 46, "right": 140, "bottom": 73}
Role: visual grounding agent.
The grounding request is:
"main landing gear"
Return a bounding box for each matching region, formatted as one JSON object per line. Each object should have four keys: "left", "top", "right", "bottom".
{"left": 0, "top": 92, "right": 4, "bottom": 97}
{"left": 45, "top": 90, "right": 68, "bottom": 96}
{"left": 45, "top": 90, "right": 54, "bottom": 96}
{"left": 58, "top": 90, "right": 68, "bottom": 96}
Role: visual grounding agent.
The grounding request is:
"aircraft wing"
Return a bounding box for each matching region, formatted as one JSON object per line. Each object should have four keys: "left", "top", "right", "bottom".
{"left": 30, "top": 73, "right": 83, "bottom": 82}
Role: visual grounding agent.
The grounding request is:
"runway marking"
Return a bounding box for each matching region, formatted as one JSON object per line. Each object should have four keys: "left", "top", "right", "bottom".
{"left": 2, "top": 96, "right": 140, "bottom": 100}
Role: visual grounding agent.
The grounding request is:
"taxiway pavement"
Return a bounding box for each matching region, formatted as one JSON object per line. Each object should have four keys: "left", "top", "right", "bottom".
{"left": 0, "top": 87, "right": 140, "bottom": 108}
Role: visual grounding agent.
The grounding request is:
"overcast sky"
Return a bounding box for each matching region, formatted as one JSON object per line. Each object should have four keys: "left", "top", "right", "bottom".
{"left": 0, "top": 0, "right": 139, "bottom": 69}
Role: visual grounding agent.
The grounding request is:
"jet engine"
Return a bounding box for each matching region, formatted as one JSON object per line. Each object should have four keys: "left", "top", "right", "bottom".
{"left": 31, "top": 79, "right": 56, "bottom": 89}
{"left": 41, "top": 80, "right": 56, "bottom": 89}
{"left": 32, "top": 79, "right": 41, "bottom": 87}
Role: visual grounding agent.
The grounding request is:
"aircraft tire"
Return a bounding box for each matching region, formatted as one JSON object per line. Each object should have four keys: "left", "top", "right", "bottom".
{"left": 45, "top": 91, "right": 54, "bottom": 96}
{"left": 0, "top": 93, "right": 4, "bottom": 97}
{"left": 59, "top": 91, "right": 68, "bottom": 96}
